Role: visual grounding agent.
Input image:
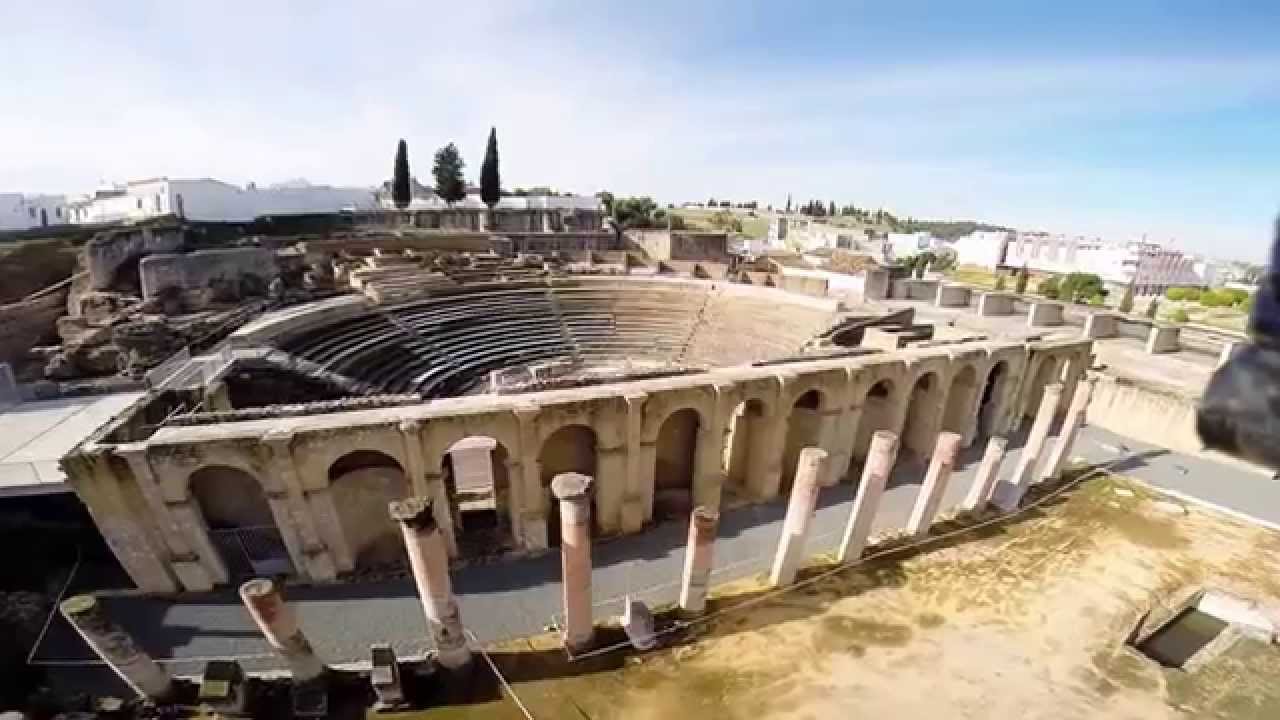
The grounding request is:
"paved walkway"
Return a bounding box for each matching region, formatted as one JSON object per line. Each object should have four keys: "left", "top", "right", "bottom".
{"left": 33, "top": 423, "right": 1280, "bottom": 690}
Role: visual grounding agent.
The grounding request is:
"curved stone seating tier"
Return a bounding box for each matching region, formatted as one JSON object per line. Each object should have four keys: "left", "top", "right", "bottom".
{"left": 270, "top": 278, "right": 843, "bottom": 398}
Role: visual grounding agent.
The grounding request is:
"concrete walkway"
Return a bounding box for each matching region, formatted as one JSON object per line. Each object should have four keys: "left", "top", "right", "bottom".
{"left": 34, "top": 423, "right": 1280, "bottom": 690}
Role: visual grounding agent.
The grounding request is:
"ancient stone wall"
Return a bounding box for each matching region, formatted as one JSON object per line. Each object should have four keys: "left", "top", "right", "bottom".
{"left": 0, "top": 283, "right": 70, "bottom": 364}
{"left": 85, "top": 224, "right": 186, "bottom": 290}
{"left": 65, "top": 335, "right": 1091, "bottom": 593}
{"left": 139, "top": 247, "right": 276, "bottom": 306}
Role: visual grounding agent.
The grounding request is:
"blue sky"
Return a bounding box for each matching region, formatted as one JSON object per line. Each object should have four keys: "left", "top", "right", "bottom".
{"left": 2, "top": 1, "right": 1277, "bottom": 261}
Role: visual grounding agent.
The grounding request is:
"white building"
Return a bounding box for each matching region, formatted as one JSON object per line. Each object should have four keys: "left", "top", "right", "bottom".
{"left": 377, "top": 183, "right": 601, "bottom": 212}
{"left": 68, "top": 178, "right": 379, "bottom": 225}
{"left": 1005, "top": 233, "right": 1208, "bottom": 295}
{"left": 766, "top": 216, "right": 869, "bottom": 252}
{"left": 885, "top": 231, "right": 941, "bottom": 261}
{"left": 0, "top": 193, "right": 75, "bottom": 231}
{"left": 951, "top": 230, "right": 1013, "bottom": 269}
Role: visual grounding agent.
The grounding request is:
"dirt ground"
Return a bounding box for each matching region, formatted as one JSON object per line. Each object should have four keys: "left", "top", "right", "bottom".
{"left": 395, "top": 473, "right": 1280, "bottom": 719}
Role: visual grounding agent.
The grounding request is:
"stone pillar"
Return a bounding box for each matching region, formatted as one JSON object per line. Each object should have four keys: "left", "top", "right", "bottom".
{"left": 620, "top": 393, "right": 648, "bottom": 534}
{"left": 61, "top": 595, "right": 172, "bottom": 700}
{"left": 389, "top": 497, "right": 471, "bottom": 669}
{"left": 1218, "top": 340, "right": 1242, "bottom": 369}
{"left": 1082, "top": 313, "right": 1118, "bottom": 339}
{"left": 905, "top": 432, "right": 962, "bottom": 537}
{"left": 552, "top": 473, "right": 595, "bottom": 653}
{"left": 514, "top": 406, "right": 549, "bottom": 550}
{"left": 261, "top": 433, "right": 337, "bottom": 582}
{"left": 769, "top": 448, "right": 829, "bottom": 587}
{"left": 960, "top": 436, "right": 1008, "bottom": 512}
{"left": 238, "top": 578, "right": 325, "bottom": 682}
{"left": 595, "top": 443, "right": 626, "bottom": 535}
{"left": 837, "top": 431, "right": 898, "bottom": 563}
{"left": 402, "top": 420, "right": 458, "bottom": 557}
{"left": 117, "top": 446, "right": 224, "bottom": 590}
{"left": 678, "top": 506, "right": 719, "bottom": 615}
{"left": 1039, "top": 378, "right": 1095, "bottom": 483}
{"left": 1145, "top": 325, "right": 1180, "bottom": 354}
{"left": 992, "top": 383, "right": 1063, "bottom": 511}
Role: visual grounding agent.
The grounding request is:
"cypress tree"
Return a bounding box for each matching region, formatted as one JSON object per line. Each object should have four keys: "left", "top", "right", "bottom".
{"left": 392, "top": 139, "right": 411, "bottom": 210}
{"left": 1118, "top": 282, "right": 1135, "bottom": 313}
{"left": 480, "top": 127, "right": 501, "bottom": 209}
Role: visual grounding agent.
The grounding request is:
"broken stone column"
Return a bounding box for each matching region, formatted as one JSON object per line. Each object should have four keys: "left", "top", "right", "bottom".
{"left": 389, "top": 497, "right": 472, "bottom": 669}
{"left": 552, "top": 472, "right": 595, "bottom": 653}
{"left": 239, "top": 578, "right": 325, "bottom": 682}
{"left": 905, "top": 432, "right": 962, "bottom": 537}
{"left": 837, "top": 431, "right": 899, "bottom": 563}
{"left": 769, "top": 448, "right": 830, "bottom": 587}
{"left": 960, "top": 436, "right": 1009, "bottom": 511}
{"left": 992, "top": 383, "right": 1064, "bottom": 511}
{"left": 60, "top": 594, "right": 173, "bottom": 700}
{"left": 678, "top": 506, "right": 720, "bottom": 615}
{"left": 1039, "top": 377, "right": 1096, "bottom": 483}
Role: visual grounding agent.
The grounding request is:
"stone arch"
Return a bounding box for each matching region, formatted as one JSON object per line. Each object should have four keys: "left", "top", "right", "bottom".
{"left": 189, "top": 465, "right": 294, "bottom": 578}
{"left": 852, "top": 378, "right": 898, "bottom": 466}
{"left": 902, "top": 371, "right": 945, "bottom": 460}
{"left": 724, "top": 398, "right": 768, "bottom": 491}
{"left": 328, "top": 450, "right": 409, "bottom": 570}
{"left": 442, "top": 436, "right": 514, "bottom": 558}
{"left": 941, "top": 364, "right": 980, "bottom": 441}
{"left": 539, "top": 424, "right": 598, "bottom": 545}
{"left": 1022, "top": 356, "right": 1062, "bottom": 426}
{"left": 977, "top": 360, "right": 1012, "bottom": 438}
{"left": 781, "top": 388, "right": 828, "bottom": 491}
{"left": 654, "top": 408, "right": 700, "bottom": 522}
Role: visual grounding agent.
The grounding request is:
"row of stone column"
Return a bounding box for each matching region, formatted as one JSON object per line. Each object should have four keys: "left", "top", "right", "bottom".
{"left": 61, "top": 378, "right": 1096, "bottom": 698}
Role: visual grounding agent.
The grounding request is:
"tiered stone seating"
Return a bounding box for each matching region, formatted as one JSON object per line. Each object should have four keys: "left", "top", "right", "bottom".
{"left": 551, "top": 281, "right": 709, "bottom": 364}
{"left": 276, "top": 279, "right": 838, "bottom": 400}
{"left": 280, "top": 287, "right": 575, "bottom": 397}
{"left": 683, "top": 291, "right": 837, "bottom": 366}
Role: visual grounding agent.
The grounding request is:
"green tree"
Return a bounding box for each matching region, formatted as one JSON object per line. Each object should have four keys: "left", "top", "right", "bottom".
{"left": 1058, "top": 272, "right": 1106, "bottom": 304}
{"left": 611, "top": 196, "right": 662, "bottom": 229}
{"left": 596, "top": 191, "right": 615, "bottom": 215}
{"left": 932, "top": 247, "right": 957, "bottom": 272}
{"left": 785, "top": 194, "right": 792, "bottom": 213}
{"left": 994, "top": 275, "right": 1007, "bottom": 291}
{"left": 1014, "top": 267, "right": 1029, "bottom": 294}
{"left": 479, "top": 127, "right": 501, "bottom": 209}
{"left": 392, "top": 139, "right": 411, "bottom": 210}
{"left": 1039, "top": 275, "right": 1060, "bottom": 300}
{"left": 1145, "top": 298, "right": 1160, "bottom": 319}
{"left": 432, "top": 143, "right": 467, "bottom": 206}
{"left": 828, "top": 200, "right": 837, "bottom": 217}
{"left": 1118, "top": 283, "right": 1135, "bottom": 313}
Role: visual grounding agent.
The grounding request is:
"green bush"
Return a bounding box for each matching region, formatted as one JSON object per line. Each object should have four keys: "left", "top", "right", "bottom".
{"left": 1014, "top": 269, "right": 1029, "bottom": 294}
{"left": 1145, "top": 298, "right": 1159, "bottom": 319}
{"left": 1165, "top": 287, "right": 1186, "bottom": 301}
{"left": 1088, "top": 294, "right": 1106, "bottom": 306}
{"left": 1183, "top": 287, "right": 1202, "bottom": 303}
{"left": 1200, "top": 290, "right": 1231, "bottom": 308}
{"left": 994, "top": 275, "right": 1007, "bottom": 291}
{"left": 1118, "top": 284, "right": 1134, "bottom": 313}
{"left": 1170, "top": 307, "right": 1190, "bottom": 323}
{"left": 1038, "top": 275, "right": 1059, "bottom": 299}
{"left": 1221, "top": 288, "right": 1250, "bottom": 306}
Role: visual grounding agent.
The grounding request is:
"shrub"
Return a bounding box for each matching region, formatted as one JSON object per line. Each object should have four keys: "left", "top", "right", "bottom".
{"left": 1183, "top": 287, "right": 1202, "bottom": 303}
{"left": 1200, "top": 290, "right": 1230, "bottom": 308}
{"left": 1166, "top": 287, "right": 1187, "bottom": 301}
{"left": 1088, "top": 294, "right": 1106, "bottom": 306}
{"left": 1014, "top": 269, "right": 1029, "bottom": 294}
{"left": 1170, "top": 307, "right": 1190, "bottom": 323}
{"left": 1038, "top": 275, "right": 1059, "bottom": 299}
{"left": 1118, "top": 284, "right": 1134, "bottom": 313}
{"left": 994, "top": 275, "right": 1007, "bottom": 291}
{"left": 1221, "top": 288, "right": 1250, "bottom": 306}
{"left": 1145, "top": 298, "right": 1159, "bottom": 319}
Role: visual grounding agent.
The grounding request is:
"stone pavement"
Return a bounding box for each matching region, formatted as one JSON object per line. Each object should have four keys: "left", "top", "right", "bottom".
{"left": 33, "top": 422, "right": 1280, "bottom": 693}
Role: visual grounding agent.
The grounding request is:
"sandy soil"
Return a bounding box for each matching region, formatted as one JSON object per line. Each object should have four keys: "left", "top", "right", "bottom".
{"left": 397, "top": 474, "right": 1280, "bottom": 719}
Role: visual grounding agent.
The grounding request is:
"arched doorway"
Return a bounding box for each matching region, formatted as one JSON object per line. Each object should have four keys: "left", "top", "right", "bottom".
{"left": 328, "top": 450, "right": 409, "bottom": 570}
{"left": 1023, "top": 357, "right": 1061, "bottom": 427}
{"left": 781, "top": 390, "right": 825, "bottom": 491}
{"left": 724, "top": 399, "right": 767, "bottom": 492}
{"left": 539, "top": 424, "right": 598, "bottom": 546}
{"left": 443, "top": 437, "right": 513, "bottom": 558}
{"left": 852, "top": 379, "right": 896, "bottom": 470}
{"left": 190, "top": 465, "right": 293, "bottom": 578}
{"left": 902, "top": 372, "right": 944, "bottom": 460}
{"left": 977, "top": 361, "right": 1009, "bottom": 437}
{"left": 654, "top": 408, "right": 700, "bottom": 522}
{"left": 941, "top": 365, "right": 979, "bottom": 442}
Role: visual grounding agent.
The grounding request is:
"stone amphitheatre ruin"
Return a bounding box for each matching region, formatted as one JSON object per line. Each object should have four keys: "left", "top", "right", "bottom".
{"left": 60, "top": 226, "right": 1090, "bottom": 594}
